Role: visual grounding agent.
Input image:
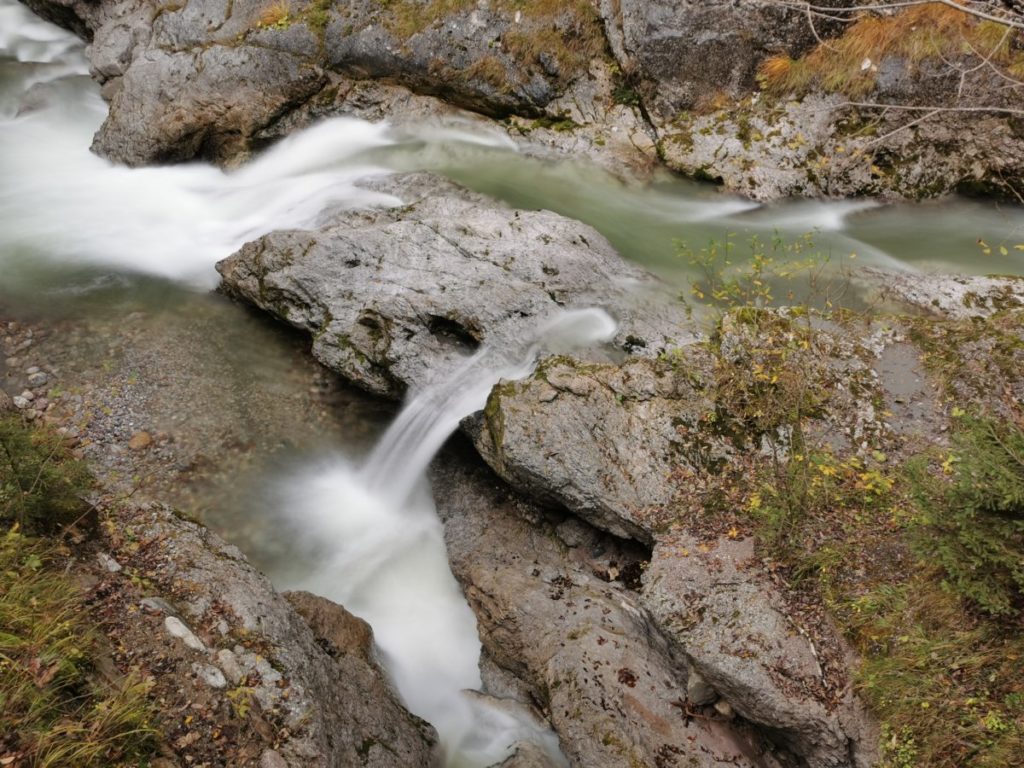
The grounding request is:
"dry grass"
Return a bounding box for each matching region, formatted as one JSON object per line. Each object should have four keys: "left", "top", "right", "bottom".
{"left": 0, "top": 528, "right": 156, "bottom": 766}
{"left": 759, "top": 2, "right": 1024, "bottom": 98}
{"left": 257, "top": 0, "right": 291, "bottom": 29}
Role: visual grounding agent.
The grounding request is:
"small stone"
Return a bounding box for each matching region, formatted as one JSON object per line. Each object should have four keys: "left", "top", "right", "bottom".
{"left": 27, "top": 372, "right": 48, "bottom": 387}
{"left": 686, "top": 669, "right": 717, "bottom": 706}
{"left": 165, "top": 616, "right": 207, "bottom": 652}
{"left": 555, "top": 518, "right": 590, "bottom": 549}
{"left": 216, "top": 649, "right": 245, "bottom": 685}
{"left": 128, "top": 431, "right": 153, "bottom": 450}
{"left": 192, "top": 662, "right": 227, "bottom": 689}
{"left": 97, "top": 552, "right": 123, "bottom": 573}
{"left": 24, "top": 366, "right": 40, "bottom": 375}
{"left": 12, "top": 396, "right": 30, "bottom": 410}
{"left": 259, "top": 750, "right": 288, "bottom": 768}
{"left": 18, "top": 390, "right": 34, "bottom": 401}
{"left": 140, "top": 597, "right": 178, "bottom": 616}
{"left": 713, "top": 699, "right": 735, "bottom": 719}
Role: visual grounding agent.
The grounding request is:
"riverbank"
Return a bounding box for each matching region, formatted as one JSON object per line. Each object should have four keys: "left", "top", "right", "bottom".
{"left": 4, "top": 1, "right": 1024, "bottom": 765}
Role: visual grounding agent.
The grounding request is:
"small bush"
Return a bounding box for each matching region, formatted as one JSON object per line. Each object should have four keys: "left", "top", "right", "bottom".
{"left": 0, "top": 415, "right": 92, "bottom": 534}
{"left": 910, "top": 415, "right": 1024, "bottom": 616}
{"left": 257, "top": 0, "right": 291, "bottom": 29}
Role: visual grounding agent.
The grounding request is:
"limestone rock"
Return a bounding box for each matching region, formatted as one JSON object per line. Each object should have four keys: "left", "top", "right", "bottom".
{"left": 861, "top": 268, "right": 1024, "bottom": 320}
{"left": 284, "top": 590, "right": 375, "bottom": 664}
{"left": 122, "top": 503, "right": 438, "bottom": 767}
{"left": 217, "top": 172, "right": 698, "bottom": 399}
{"left": 432, "top": 454, "right": 778, "bottom": 768}
{"left": 474, "top": 354, "right": 719, "bottom": 543}
{"left": 599, "top": 0, "right": 825, "bottom": 119}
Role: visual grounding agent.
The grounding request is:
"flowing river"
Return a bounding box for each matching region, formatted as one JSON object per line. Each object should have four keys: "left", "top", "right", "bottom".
{"left": 4, "top": 0, "right": 1024, "bottom": 765}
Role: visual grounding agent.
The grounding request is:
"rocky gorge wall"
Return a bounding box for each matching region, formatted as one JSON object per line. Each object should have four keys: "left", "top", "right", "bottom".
{"left": 21, "top": 0, "right": 1024, "bottom": 199}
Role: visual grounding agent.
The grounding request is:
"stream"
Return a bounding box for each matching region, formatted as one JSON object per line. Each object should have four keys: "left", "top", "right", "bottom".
{"left": 4, "top": 0, "right": 1024, "bottom": 765}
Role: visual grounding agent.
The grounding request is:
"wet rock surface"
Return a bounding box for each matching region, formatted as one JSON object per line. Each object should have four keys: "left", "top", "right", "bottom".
{"left": 217, "top": 172, "right": 698, "bottom": 399}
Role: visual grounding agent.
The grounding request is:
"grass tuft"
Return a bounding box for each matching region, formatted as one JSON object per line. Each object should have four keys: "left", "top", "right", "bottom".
{"left": 758, "top": 2, "right": 1024, "bottom": 98}
{"left": 0, "top": 528, "right": 157, "bottom": 766}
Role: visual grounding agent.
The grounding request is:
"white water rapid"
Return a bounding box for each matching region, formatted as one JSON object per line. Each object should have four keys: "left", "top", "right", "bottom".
{"left": 271, "top": 308, "right": 617, "bottom": 766}
{"left": 0, "top": 6, "right": 399, "bottom": 286}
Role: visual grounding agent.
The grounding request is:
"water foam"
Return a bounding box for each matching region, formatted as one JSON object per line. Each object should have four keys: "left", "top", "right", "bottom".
{"left": 273, "top": 309, "right": 617, "bottom": 766}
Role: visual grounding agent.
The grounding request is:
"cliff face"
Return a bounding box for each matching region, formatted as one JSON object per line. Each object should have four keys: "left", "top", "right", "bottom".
{"left": 22, "top": 0, "right": 1024, "bottom": 200}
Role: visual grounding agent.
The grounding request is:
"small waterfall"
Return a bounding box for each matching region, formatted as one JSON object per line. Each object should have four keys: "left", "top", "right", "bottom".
{"left": 274, "top": 308, "right": 616, "bottom": 767}
{"left": 363, "top": 308, "right": 619, "bottom": 504}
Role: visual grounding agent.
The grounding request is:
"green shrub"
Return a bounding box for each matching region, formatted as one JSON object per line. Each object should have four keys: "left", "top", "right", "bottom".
{"left": 910, "top": 415, "right": 1024, "bottom": 616}
{"left": 0, "top": 415, "right": 92, "bottom": 534}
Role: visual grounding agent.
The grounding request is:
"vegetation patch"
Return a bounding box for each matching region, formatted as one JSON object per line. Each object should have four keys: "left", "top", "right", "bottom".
{"left": 1, "top": 414, "right": 92, "bottom": 534}
{"left": 673, "top": 244, "right": 1024, "bottom": 765}
{"left": 379, "top": 0, "right": 606, "bottom": 82}
{"left": 0, "top": 529, "right": 157, "bottom": 767}
{"left": 758, "top": 3, "right": 1024, "bottom": 98}
{"left": 1, "top": 416, "right": 157, "bottom": 766}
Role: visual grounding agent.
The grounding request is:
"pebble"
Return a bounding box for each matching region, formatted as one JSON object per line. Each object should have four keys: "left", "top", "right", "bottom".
{"left": 128, "top": 430, "right": 153, "bottom": 450}
{"left": 164, "top": 616, "right": 207, "bottom": 652}
{"left": 97, "top": 552, "right": 123, "bottom": 573}
{"left": 12, "top": 396, "right": 29, "bottom": 410}
{"left": 140, "top": 597, "right": 178, "bottom": 615}
{"left": 686, "top": 669, "right": 718, "bottom": 706}
{"left": 25, "top": 366, "right": 40, "bottom": 375}
{"left": 192, "top": 662, "right": 227, "bottom": 689}
{"left": 259, "top": 750, "right": 289, "bottom": 768}
{"left": 216, "top": 648, "right": 245, "bottom": 685}
{"left": 18, "top": 389, "right": 34, "bottom": 401}
{"left": 713, "top": 699, "right": 735, "bottom": 719}
{"left": 27, "top": 372, "right": 48, "bottom": 386}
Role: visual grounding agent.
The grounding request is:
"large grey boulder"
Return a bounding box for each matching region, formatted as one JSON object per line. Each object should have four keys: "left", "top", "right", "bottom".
{"left": 432, "top": 453, "right": 782, "bottom": 768}
{"left": 217, "top": 172, "right": 698, "bottom": 399}
{"left": 643, "top": 532, "right": 878, "bottom": 768}
{"left": 26, "top": 0, "right": 623, "bottom": 166}
{"left": 474, "top": 354, "right": 718, "bottom": 543}
{"left": 599, "top": 0, "right": 824, "bottom": 118}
